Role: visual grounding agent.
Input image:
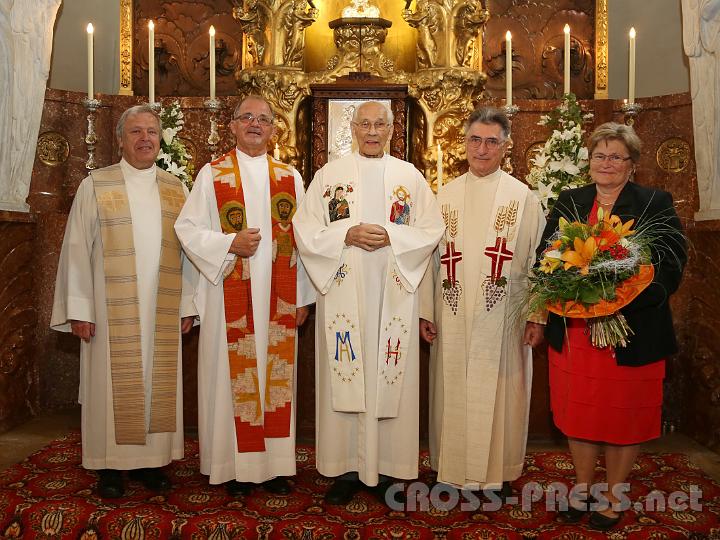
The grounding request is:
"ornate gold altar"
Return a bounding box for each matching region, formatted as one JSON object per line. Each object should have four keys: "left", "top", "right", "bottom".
{"left": 120, "top": 0, "right": 607, "bottom": 188}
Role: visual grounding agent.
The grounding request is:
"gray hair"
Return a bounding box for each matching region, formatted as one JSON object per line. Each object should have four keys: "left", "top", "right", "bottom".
{"left": 115, "top": 104, "right": 161, "bottom": 142}
{"left": 352, "top": 101, "right": 394, "bottom": 124}
{"left": 233, "top": 94, "right": 274, "bottom": 119}
{"left": 588, "top": 122, "right": 642, "bottom": 163}
{"left": 464, "top": 106, "right": 511, "bottom": 139}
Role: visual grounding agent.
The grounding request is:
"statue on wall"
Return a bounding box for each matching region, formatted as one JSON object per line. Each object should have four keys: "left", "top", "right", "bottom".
{"left": 453, "top": 0, "right": 489, "bottom": 67}
{"left": 1, "top": 0, "right": 62, "bottom": 212}
{"left": 233, "top": 0, "right": 270, "bottom": 66}
{"left": 281, "top": 0, "right": 318, "bottom": 67}
{"left": 682, "top": 0, "right": 720, "bottom": 218}
{"left": 341, "top": 0, "right": 381, "bottom": 18}
{"left": 402, "top": 0, "right": 443, "bottom": 69}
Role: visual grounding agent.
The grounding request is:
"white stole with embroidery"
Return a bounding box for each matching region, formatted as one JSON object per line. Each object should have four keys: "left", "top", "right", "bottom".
{"left": 438, "top": 170, "right": 528, "bottom": 486}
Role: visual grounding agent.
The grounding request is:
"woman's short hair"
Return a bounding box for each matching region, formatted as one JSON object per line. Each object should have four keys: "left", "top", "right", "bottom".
{"left": 588, "top": 122, "right": 642, "bottom": 163}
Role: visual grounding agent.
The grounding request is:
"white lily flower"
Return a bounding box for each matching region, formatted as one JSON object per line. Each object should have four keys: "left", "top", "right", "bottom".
{"left": 162, "top": 127, "right": 179, "bottom": 146}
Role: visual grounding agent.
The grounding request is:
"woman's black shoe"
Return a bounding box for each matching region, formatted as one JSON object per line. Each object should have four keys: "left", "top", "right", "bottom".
{"left": 588, "top": 510, "right": 623, "bottom": 531}
{"left": 556, "top": 497, "right": 592, "bottom": 523}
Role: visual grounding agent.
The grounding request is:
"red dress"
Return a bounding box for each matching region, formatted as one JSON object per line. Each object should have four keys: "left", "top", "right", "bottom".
{"left": 548, "top": 200, "right": 665, "bottom": 445}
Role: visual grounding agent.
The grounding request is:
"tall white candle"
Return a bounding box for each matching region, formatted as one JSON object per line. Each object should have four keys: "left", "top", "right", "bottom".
{"left": 563, "top": 24, "right": 571, "bottom": 95}
{"left": 274, "top": 143, "right": 280, "bottom": 160}
{"left": 148, "top": 20, "right": 155, "bottom": 104}
{"left": 437, "top": 142, "right": 443, "bottom": 188}
{"left": 505, "top": 31, "right": 512, "bottom": 106}
{"left": 629, "top": 27, "right": 636, "bottom": 104}
{"left": 209, "top": 26, "right": 216, "bottom": 100}
{"left": 86, "top": 23, "right": 94, "bottom": 99}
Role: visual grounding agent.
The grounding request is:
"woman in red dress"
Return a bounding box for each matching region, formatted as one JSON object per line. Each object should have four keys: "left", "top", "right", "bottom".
{"left": 539, "top": 123, "right": 686, "bottom": 530}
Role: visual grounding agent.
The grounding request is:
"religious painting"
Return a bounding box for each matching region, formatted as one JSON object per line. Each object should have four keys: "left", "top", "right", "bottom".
{"left": 271, "top": 191, "right": 298, "bottom": 271}
{"left": 324, "top": 183, "right": 353, "bottom": 223}
{"left": 389, "top": 185, "right": 412, "bottom": 225}
{"left": 327, "top": 99, "right": 392, "bottom": 162}
{"left": 220, "top": 201, "right": 246, "bottom": 233}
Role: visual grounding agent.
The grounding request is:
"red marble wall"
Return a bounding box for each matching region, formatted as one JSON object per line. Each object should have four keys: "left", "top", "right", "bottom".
{"left": 8, "top": 88, "right": 716, "bottom": 448}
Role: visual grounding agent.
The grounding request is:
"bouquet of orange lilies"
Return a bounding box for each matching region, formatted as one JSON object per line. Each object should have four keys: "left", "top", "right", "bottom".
{"left": 530, "top": 208, "right": 655, "bottom": 348}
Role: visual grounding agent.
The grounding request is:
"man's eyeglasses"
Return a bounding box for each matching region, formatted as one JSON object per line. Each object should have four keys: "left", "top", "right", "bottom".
{"left": 352, "top": 121, "right": 390, "bottom": 132}
{"left": 590, "top": 153, "right": 632, "bottom": 163}
{"left": 467, "top": 136, "right": 505, "bottom": 149}
{"left": 233, "top": 113, "right": 274, "bottom": 126}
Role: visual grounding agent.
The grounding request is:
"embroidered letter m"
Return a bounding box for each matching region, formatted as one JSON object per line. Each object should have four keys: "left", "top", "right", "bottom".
{"left": 334, "top": 331, "right": 356, "bottom": 363}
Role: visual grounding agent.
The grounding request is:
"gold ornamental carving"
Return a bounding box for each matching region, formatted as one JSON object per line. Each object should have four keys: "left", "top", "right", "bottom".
{"left": 657, "top": 137, "right": 691, "bottom": 173}
{"left": 594, "top": 0, "right": 608, "bottom": 99}
{"left": 326, "top": 18, "right": 396, "bottom": 78}
{"left": 525, "top": 142, "right": 545, "bottom": 171}
{"left": 36, "top": 132, "right": 70, "bottom": 167}
{"left": 119, "top": 0, "right": 133, "bottom": 95}
{"left": 403, "top": 0, "right": 488, "bottom": 70}
{"left": 232, "top": 0, "right": 318, "bottom": 68}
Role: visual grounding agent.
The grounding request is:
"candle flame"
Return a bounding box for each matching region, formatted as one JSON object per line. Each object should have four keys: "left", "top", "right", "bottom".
{"left": 87, "top": 23, "right": 94, "bottom": 34}
{"left": 629, "top": 27, "right": 636, "bottom": 38}
{"left": 209, "top": 25, "right": 216, "bottom": 36}
{"left": 564, "top": 24, "right": 570, "bottom": 34}
{"left": 506, "top": 30, "right": 511, "bottom": 40}
{"left": 148, "top": 20, "right": 154, "bottom": 30}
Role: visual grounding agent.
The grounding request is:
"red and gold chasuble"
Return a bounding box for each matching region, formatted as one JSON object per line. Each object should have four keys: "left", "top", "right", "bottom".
{"left": 211, "top": 150, "right": 298, "bottom": 453}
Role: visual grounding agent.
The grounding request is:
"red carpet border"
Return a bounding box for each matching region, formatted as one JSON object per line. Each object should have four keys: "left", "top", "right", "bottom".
{"left": 1, "top": 432, "right": 719, "bottom": 538}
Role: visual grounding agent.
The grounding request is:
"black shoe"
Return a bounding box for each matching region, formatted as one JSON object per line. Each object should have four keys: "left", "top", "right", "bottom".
{"left": 226, "top": 480, "right": 254, "bottom": 496}
{"left": 588, "top": 510, "right": 623, "bottom": 531}
{"left": 324, "top": 479, "right": 362, "bottom": 505}
{"left": 556, "top": 494, "right": 596, "bottom": 523}
{"left": 370, "top": 480, "right": 407, "bottom": 508}
{"left": 263, "top": 477, "right": 292, "bottom": 495}
{"left": 128, "top": 467, "right": 171, "bottom": 491}
{"left": 97, "top": 469, "right": 124, "bottom": 498}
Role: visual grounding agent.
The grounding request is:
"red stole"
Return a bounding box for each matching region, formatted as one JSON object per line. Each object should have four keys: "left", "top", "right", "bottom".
{"left": 211, "top": 150, "right": 298, "bottom": 452}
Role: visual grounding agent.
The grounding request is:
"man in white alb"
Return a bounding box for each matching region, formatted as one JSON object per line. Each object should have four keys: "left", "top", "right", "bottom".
{"left": 293, "top": 101, "right": 445, "bottom": 505}
{"left": 51, "top": 105, "right": 197, "bottom": 498}
{"left": 419, "top": 106, "right": 545, "bottom": 498}
{"left": 175, "top": 95, "right": 314, "bottom": 496}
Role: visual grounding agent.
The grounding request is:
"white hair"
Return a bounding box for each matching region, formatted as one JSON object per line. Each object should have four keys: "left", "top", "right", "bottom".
{"left": 352, "top": 101, "right": 394, "bottom": 124}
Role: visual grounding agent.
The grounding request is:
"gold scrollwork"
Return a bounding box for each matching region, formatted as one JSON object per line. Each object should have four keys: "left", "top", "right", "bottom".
{"left": 119, "top": 0, "right": 133, "bottom": 95}
{"left": 594, "top": 0, "right": 608, "bottom": 99}
{"left": 37, "top": 132, "right": 70, "bottom": 167}
{"left": 657, "top": 137, "right": 691, "bottom": 173}
{"left": 525, "top": 142, "right": 545, "bottom": 171}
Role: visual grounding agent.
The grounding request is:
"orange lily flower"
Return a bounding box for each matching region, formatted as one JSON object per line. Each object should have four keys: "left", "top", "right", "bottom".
{"left": 561, "top": 236, "right": 597, "bottom": 275}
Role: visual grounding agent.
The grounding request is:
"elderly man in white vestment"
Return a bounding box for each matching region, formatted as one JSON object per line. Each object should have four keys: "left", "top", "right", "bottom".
{"left": 51, "top": 105, "right": 197, "bottom": 499}
{"left": 419, "top": 106, "right": 546, "bottom": 498}
{"left": 175, "top": 95, "right": 314, "bottom": 497}
{"left": 293, "top": 101, "right": 445, "bottom": 505}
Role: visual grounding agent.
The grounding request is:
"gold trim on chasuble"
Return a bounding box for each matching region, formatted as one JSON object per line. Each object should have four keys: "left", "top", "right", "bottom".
{"left": 211, "top": 151, "right": 297, "bottom": 452}
{"left": 92, "top": 165, "right": 184, "bottom": 445}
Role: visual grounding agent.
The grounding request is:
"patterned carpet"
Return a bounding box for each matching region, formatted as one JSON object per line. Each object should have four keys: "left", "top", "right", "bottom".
{"left": 1, "top": 432, "right": 719, "bottom": 539}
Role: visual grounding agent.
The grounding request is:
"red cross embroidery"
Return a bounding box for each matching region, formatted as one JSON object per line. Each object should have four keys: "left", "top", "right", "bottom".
{"left": 484, "top": 237, "right": 514, "bottom": 281}
{"left": 440, "top": 241, "right": 463, "bottom": 285}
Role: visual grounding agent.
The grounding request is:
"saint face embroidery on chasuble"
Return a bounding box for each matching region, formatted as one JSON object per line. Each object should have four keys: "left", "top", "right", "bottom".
{"left": 389, "top": 185, "right": 412, "bottom": 225}
{"left": 325, "top": 183, "right": 353, "bottom": 222}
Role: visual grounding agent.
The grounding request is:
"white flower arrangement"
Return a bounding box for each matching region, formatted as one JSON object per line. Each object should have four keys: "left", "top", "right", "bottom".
{"left": 526, "top": 94, "right": 591, "bottom": 214}
{"left": 157, "top": 101, "right": 195, "bottom": 190}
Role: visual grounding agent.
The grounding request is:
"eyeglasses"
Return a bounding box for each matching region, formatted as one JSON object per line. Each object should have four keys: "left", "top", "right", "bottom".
{"left": 233, "top": 113, "right": 274, "bottom": 126}
{"left": 352, "top": 121, "right": 390, "bottom": 132}
{"left": 467, "top": 136, "right": 505, "bottom": 149}
{"left": 590, "top": 153, "right": 632, "bottom": 163}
